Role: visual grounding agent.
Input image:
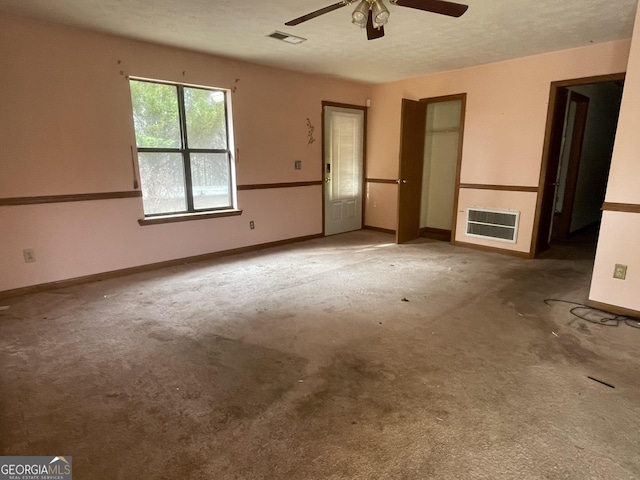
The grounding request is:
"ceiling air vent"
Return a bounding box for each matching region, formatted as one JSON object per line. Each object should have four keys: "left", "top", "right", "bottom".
{"left": 466, "top": 208, "right": 519, "bottom": 243}
{"left": 267, "top": 31, "right": 307, "bottom": 44}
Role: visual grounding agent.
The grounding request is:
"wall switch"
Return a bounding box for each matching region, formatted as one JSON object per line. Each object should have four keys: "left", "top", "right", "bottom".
{"left": 23, "top": 249, "right": 36, "bottom": 263}
{"left": 294, "top": 160, "right": 302, "bottom": 170}
{"left": 613, "top": 264, "right": 627, "bottom": 280}
{"left": 249, "top": 221, "right": 255, "bottom": 230}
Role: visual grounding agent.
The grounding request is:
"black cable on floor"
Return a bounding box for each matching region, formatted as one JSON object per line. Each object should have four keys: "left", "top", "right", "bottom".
{"left": 544, "top": 299, "right": 640, "bottom": 329}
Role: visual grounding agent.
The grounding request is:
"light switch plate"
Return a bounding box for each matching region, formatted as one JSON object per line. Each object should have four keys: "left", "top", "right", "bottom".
{"left": 23, "top": 249, "right": 36, "bottom": 263}
{"left": 294, "top": 160, "right": 302, "bottom": 170}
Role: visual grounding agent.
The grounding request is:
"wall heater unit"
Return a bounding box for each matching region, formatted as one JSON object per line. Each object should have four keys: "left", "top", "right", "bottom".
{"left": 466, "top": 208, "right": 519, "bottom": 243}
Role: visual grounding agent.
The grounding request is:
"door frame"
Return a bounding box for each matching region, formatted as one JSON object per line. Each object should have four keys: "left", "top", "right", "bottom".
{"left": 532, "top": 73, "right": 625, "bottom": 256}
{"left": 321, "top": 101, "right": 367, "bottom": 236}
{"left": 419, "top": 93, "right": 467, "bottom": 244}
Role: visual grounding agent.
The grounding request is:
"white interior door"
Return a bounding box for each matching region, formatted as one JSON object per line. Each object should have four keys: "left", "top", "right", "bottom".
{"left": 323, "top": 105, "right": 364, "bottom": 236}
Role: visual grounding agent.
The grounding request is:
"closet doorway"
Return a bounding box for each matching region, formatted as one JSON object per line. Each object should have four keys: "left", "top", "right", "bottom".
{"left": 419, "top": 94, "right": 466, "bottom": 242}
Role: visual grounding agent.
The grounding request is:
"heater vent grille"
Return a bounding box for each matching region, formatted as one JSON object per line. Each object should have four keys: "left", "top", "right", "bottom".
{"left": 466, "top": 208, "right": 519, "bottom": 243}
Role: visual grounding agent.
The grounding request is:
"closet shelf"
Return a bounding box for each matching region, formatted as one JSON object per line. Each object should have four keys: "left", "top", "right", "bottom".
{"left": 426, "top": 128, "right": 460, "bottom": 135}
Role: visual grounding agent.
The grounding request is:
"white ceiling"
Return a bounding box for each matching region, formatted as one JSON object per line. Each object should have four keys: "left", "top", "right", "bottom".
{"left": 0, "top": 0, "right": 637, "bottom": 84}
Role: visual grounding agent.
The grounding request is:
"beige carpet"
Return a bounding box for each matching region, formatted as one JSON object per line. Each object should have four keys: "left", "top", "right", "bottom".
{"left": 1, "top": 230, "right": 639, "bottom": 479}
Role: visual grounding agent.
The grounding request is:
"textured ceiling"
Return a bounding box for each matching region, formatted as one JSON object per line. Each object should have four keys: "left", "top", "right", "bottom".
{"left": 0, "top": 0, "right": 637, "bottom": 84}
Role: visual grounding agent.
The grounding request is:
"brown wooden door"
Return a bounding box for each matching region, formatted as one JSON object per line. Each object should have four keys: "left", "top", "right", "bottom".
{"left": 536, "top": 88, "right": 568, "bottom": 254}
{"left": 551, "top": 92, "right": 589, "bottom": 241}
{"left": 396, "top": 99, "right": 427, "bottom": 243}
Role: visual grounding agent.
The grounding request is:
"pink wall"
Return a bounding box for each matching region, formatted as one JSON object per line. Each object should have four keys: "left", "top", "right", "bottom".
{"left": 589, "top": 2, "right": 640, "bottom": 313}
{"left": 365, "top": 183, "right": 397, "bottom": 231}
{"left": 365, "top": 39, "right": 631, "bottom": 253}
{"left": 600, "top": 14, "right": 640, "bottom": 204}
{"left": 0, "top": 14, "right": 369, "bottom": 292}
{"left": 590, "top": 212, "right": 640, "bottom": 311}
{"left": 3, "top": 11, "right": 639, "bottom": 315}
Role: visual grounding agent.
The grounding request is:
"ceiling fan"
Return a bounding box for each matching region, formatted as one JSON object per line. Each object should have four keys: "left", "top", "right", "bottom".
{"left": 285, "top": 0, "right": 469, "bottom": 40}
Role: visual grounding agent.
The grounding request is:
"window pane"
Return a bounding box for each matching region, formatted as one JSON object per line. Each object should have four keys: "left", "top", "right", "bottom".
{"left": 184, "top": 87, "right": 227, "bottom": 149}
{"left": 331, "top": 112, "right": 362, "bottom": 199}
{"left": 190, "top": 153, "right": 231, "bottom": 210}
{"left": 130, "top": 80, "right": 181, "bottom": 148}
{"left": 138, "top": 152, "right": 186, "bottom": 215}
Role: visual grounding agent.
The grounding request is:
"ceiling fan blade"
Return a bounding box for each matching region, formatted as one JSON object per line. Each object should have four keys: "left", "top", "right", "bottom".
{"left": 394, "top": 0, "right": 468, "bottom": 17}
{"left": 285, "top": 1, "right": 349, "bottom": 26}
{"left": 366, "top": 10, "right": 385, "bottom": 40}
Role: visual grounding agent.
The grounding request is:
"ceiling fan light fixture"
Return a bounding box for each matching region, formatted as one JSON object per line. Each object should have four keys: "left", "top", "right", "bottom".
{"left": 371, "top": 0, "right": 390, "bottom": 26}
{"left": 284, "top": 0, "right": 468, "bottom": 41}
{"left": 351, "top": 0, "right": 370, "bottom": 27}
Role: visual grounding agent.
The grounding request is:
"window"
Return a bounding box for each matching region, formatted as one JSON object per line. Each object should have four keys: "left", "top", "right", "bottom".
{"left": 129, "top": 78, "right": 236, "bottom": 217}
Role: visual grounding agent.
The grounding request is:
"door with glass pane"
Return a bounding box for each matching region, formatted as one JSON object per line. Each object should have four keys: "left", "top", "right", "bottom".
{"left": 323, "top": 105, "right": 365, "bottom": 236}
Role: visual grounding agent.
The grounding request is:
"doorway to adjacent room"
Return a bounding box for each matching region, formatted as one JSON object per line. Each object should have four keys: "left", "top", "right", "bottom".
{"left": 535, "top": 74, "right": 624, "bottom": 256}
{"left": 396, "top": 94, "right": 465, "bottom": 244}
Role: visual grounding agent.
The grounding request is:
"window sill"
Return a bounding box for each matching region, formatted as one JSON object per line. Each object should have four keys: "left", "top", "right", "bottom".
{"left": 138, "top": 209, "right": 243, "bottom": 226}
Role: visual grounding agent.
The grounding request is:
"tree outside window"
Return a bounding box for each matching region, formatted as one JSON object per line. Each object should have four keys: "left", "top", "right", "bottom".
{"left": 129, "top": 79, "right": 235, "bottom": 216}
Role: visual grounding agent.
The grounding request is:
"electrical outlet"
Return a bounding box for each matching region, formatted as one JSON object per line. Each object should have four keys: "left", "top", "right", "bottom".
{"left": 23, "top": 249, "right": 36, "bottom": 263}
{"left": 613, "top": 264, "right": 627, "bottom": 280}
{"left": 249, "top": 221, "right": 255, "bottom": 230}
{"left": 294, "top": 160, "right": 302, "bottom": 170}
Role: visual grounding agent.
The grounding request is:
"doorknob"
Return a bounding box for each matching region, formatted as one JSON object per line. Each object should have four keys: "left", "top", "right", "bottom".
{"left": 401, "top": 179, "right": 407, "bottom": 184}
{"left": 325, "top": 178, "right": 331, "bottom": 183}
